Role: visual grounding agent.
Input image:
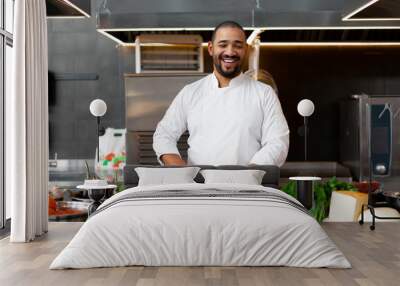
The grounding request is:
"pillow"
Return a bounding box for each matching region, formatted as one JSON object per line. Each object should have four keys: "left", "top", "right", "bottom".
{"left": 135, "top": 167, "right": 201, "bottom": 186}
{"left": 200, "top": 169, "right": 266, "bottom": 185}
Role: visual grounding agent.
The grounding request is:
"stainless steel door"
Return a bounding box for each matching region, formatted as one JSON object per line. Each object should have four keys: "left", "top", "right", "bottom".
{"left": 125, "top": 73, "right": 206, "bottom": 131}
{"left": 367, "top": 96, "right": 400, "bottom": 192}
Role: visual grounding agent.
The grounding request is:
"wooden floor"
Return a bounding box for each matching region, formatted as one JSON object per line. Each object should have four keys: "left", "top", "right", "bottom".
{"left": 0, "top": 222, "right": 399, "bottom": 286}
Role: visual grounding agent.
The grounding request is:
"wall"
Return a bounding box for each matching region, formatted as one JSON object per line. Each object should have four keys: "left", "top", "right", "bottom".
{"left": 258, "top": 46, "right": 400, "bottom": 161}
{"left": 47, "top": 15, "right": 125, "bottom": 159}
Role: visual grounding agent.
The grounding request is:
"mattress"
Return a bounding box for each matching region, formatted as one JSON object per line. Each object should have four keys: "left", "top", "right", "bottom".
{"left": 50, "top": 183, "right": 351, "bottom": 269}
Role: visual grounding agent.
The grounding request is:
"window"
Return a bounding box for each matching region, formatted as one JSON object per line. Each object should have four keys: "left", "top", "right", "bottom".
{"left": 5, "top": 42, "right": 11, "bottom": 221}
{"left": 1, "top": 0, "right": 14, "bottom": 231}
{"left": 0, "top": 35, "right": 3, "bottom": 230}
{"left": 5, "top": 0, "right": 12, "bottom": 33}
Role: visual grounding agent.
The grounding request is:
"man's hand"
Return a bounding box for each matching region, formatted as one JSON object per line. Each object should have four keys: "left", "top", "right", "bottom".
{"left": 160, "top": 154, "right": 187, "bottom": 166}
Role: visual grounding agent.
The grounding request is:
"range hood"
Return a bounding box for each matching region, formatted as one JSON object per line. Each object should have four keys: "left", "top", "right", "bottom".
{"left": 96, "top": 0, "right": 400, "bottom": 45}
{"left": 46, "top": 0, "right": 91, "bottom": 18}
{"left": 343, "top": 0, "right": 400, "bottom": 21}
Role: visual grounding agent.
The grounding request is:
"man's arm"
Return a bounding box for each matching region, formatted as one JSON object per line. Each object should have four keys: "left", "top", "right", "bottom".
{"left": 153, "top": 87, "right": 188, "bottom": 166}
{"left": 249, "top": 87, "right": 289, "bottom": 167}
{"left": 160, "top": 154, "right": 186, "bottom": 166}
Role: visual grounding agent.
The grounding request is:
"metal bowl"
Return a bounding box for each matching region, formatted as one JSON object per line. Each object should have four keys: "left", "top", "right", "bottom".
{"left": 57, "top": 201, "right": 90, "bottom": 210}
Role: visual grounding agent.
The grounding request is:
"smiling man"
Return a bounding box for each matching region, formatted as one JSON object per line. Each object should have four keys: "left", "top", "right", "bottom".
{"left": 153, "top": 21, "right": 289, "bottom": 166}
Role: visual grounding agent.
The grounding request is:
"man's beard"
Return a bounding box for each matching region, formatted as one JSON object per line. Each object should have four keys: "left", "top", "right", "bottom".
{"left": 213, "top": 54, "right": 242, "bottom": 79}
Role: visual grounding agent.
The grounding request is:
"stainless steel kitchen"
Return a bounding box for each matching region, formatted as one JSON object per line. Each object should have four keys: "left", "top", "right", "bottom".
{"left": 1, "top": 0, "right": 400, "bottom": 285}
{"left": 45, "top": 0, "right": 400, "bottom": 221}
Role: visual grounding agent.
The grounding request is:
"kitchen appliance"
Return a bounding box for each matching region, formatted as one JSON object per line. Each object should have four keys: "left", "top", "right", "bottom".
{"left": 341, "top": 94, "right": 400, "bottom": 230}
{"left": 340, "top": 94, "right": 400, "bottom": 192}
{"left": 124, "top": 73, "right": 207, "bottom": 164}
{"left": 135, "top": 34, "right": 204, "bottom": 73}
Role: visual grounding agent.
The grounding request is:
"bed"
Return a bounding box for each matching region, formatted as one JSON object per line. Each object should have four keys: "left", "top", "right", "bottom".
{"left": 50, "top": 165, "right": 351, "bottom": 269}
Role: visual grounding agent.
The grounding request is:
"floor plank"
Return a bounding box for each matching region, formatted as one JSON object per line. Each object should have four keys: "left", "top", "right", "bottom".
{"left": 0, "top": 222, "right": 399, "bottom": 286}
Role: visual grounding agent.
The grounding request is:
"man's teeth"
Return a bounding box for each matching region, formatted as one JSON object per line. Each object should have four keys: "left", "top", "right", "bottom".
{"left": 223, "top": 59, "right": 236, "bottom": 63}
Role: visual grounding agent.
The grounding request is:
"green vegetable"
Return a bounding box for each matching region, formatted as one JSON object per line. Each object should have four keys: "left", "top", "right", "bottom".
{"left": 280, "top": 177, "right": 357, "bottom": 223}
{"left": 310, "top": 184, "right": 328, "bottom": 222}
{"left": 281, "top": 181, "right": 297, "bottom": 198}
{"left": 325, "top": 177, "right": 357, "bottom": 192}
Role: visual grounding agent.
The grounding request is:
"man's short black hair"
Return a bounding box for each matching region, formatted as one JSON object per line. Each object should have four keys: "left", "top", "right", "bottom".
{"left": 211, "top": 21, "right": 246, "bottom": 42}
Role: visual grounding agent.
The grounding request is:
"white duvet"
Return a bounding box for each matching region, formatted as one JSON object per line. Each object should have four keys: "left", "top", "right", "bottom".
{"left": 50, "top": 183, "right": 351, "bottom": 269}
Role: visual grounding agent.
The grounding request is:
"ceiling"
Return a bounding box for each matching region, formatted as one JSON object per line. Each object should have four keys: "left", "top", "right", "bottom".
{"left": 49, "top": 0, "right": 400, "bottom": 44}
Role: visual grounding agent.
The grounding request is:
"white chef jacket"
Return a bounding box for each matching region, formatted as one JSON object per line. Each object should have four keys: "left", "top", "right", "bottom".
{"left": 153, "top": 72, "right": 289, "bottom": 166}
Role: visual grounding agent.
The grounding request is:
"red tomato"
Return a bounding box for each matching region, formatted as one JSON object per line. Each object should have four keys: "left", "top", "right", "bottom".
{"left": 105, "top": 152, "right": 115, "bottom": 161}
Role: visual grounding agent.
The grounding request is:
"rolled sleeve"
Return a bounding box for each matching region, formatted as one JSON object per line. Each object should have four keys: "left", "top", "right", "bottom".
{"left": 153, "top": 87, "right": 188, "bottom": 164}
{"left": 249, "top": 87, "right": 289, "bottom": 167}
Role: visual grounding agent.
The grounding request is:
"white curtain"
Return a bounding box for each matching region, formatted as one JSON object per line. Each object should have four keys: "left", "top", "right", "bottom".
{"left": 8, "top": 0, "right": 48, "bottom": 242}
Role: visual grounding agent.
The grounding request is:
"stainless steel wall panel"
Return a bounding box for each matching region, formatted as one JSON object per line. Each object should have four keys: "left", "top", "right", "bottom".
{"left": 124, "top": 73, "right": 206, "bottom": 131}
